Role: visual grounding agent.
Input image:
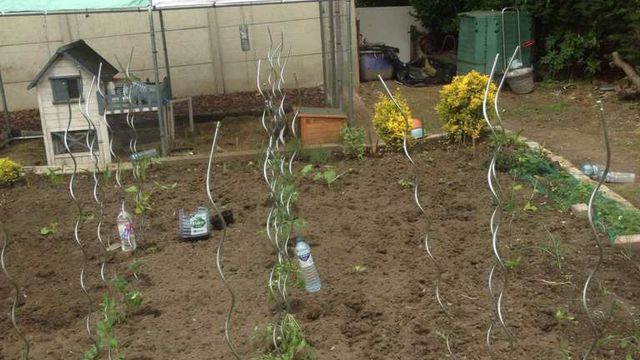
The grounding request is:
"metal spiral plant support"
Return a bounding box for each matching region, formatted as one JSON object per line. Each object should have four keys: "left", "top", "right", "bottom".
{"left": 258, "top": 30, "right": 302, "bottom": 354}
{"left": 483, "top": 47, "right": 519, "bottom": 357}
{"left": 206, "top": 121, "right": 240, "bottom": 360}
{"left": 63, "top": 94, "right": 95, "bottom": 342}
{"left": 377, "top": 75, "right": 456, "bottom": 358}
{"left": 78, "top": 69, "right": 108, "bottom": 284}
{"left": 1, "top": 222, "right": 30, "bottom": 359}
{"left": 581, "top": 100, "right": 609, "bottom": 360}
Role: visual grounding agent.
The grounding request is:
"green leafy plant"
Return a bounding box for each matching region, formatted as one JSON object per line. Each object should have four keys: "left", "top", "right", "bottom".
{"left": 554, "top": 308, "right": 576, "bottom": 322}
{"left": 125, "top": 185, "right": 152, "bottom": 215}
{"left": 256, "top": 313, "right": 314, "bottom": 360}
{"left": 39, "top": 221, "right": 59, "bottom": 236}
{"left": 112, "top": 275, "right": 143, "bottom": 313}
{"left": 0, "top": 158, "right": 21, "bottom": 186}
{"left": 340, "top": 124, "right": 366, "bottom": 159}
{"left": 352, "top": 264, "right": 367, "bottom": 273}
{"left": 558, "top": 338, "right": 572, "bottom": 359}
{"left": 540, "top": 31, "right": 600, "bottom": 79}
{"left": 83, "top": 294, "right": 125, "bottom": 360}
{"left": 504, "top": 255, "right": 522, "bottom": 271}
{"left": 372, "top": 90, "right": 412, "bottom": 149}
{"left": 437, "top": 71, "right": 496, "bottom": 144}
{"left": 128, "top": 259, "right": 144, "bottom": 277}
{"left": 313, "top": 167, "right": 349, "bottom": 188}
{"left": 300, "top": 148, "right": 329, "bottom": 165}
{"left": 398, "top": 176, "right": 414, "bottom": 190}
{"left": 46, "top": 167, "right": 64, "bottom": 186}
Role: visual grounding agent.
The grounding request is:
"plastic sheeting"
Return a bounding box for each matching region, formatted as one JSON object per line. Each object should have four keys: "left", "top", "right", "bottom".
{"left": 0, "top": 0, "right": 318, "bottom": 14}
{"left": 152, "top": 0, "right": 317, "bottom": 9}
{"left": 0, "top": 0, "right": 148, "bottom": 14}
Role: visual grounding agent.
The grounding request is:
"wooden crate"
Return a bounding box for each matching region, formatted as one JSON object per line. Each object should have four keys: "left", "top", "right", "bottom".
{"left": 298, "top": 107, "right": 347, "bottom": 146}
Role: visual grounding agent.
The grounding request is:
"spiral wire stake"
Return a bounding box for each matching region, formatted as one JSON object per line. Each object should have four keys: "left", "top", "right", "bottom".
{"left": 63, "top": 93, "right": 95, "bottom": 343}
{"left": 377, "top": 75, "right": 456, "bottom": 358}
{"left": 581, "top": 100, "right": 609, "bottom": 360}
{"left": 205, "top": 121, "right": 240, "bottom": 360}
{"left": 258, "top": 29, "right": 303, "bottom": 353}
{"left": 1, "top": 222, "right": 30, "bottom": 359}
{"left": 483, "top": 47, "right": 520, "bottom": 357}
{"left": 78, "top": 70, "right": 109, "bottom": 284}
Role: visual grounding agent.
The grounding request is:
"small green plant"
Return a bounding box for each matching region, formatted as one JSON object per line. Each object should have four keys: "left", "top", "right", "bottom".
{"left": 272, "top": 259, "right": 304, "bottom": 292}
{"left": 39, "top": 221, "right": 59, "bottom": 236}
{"left": 301, "top": 148, "right": 329, "bottom": 165}
{"left": 0, "top": 158, "right": 21, "bottom": 186}
{"left": 112, "top": 275, "right": 143, "bottom": 313}
{"left": 352, "top": 264, "right": 367, "bottom": 273}
{"left": 301, "top": 164, "right": 349, "bottom": 188}
{"left": 128, "top": 259, "right": 144, "bottom": 277}
{"left": 504, "top": 255, "right": 522, "bottom": 271}
{"left": 83, "top": 294, "right": 124, "bottom": 360}
{"left": 340, "top": 124, "right": 366, "bottom": 159}
{"left": 522, "top": 186, "right": 539, "bottom": 212}
{"left": 599, "top": 331, "right": 640, "bottom": 359}
{"left": 398, "top": 176, "right": 414, "bottom": 190}
{"left": 256, "top": 313, "right": 313, "bottom": 360}
{"left": 554, "top": 308, "right": 575, "bottom": 322}
{"left": 46, "top": 167, "right": 64, "bottom": 186}
{"left": 125, "top": 185, "right": 152, "bottom": 215}
{"left": 539, "top": 228, "right": 566, "bottom": 271}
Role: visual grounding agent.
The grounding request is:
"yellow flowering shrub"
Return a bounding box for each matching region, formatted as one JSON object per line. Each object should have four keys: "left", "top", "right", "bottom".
{"left": 372, "top": 90, "right": 413, "bottom": 149}
{"left": 0, "top": 158, "right": 21, "bottom": 185}
{"left": 436, "top": 71, "right": 497, "bottom": 143}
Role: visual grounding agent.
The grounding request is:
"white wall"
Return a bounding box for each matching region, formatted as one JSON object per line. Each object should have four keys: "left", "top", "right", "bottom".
{"left": 0, "top": 3, "right": 324, "bottom": 111}
{"left": 356, "top": 6, "right": 421, "bottom": 62}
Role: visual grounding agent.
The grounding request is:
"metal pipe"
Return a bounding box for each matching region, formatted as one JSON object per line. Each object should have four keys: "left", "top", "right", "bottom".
{"left": 148, "top": 5, "right": 168, "bottom": 156}
{"left": 345, "top": 0, "right": 355, "bottom": 125}
{"left": 159, "top": 10, "right": 173, "bottom": 99}
{"left": 0, "top": 66, "right": 11, "bottom": 140}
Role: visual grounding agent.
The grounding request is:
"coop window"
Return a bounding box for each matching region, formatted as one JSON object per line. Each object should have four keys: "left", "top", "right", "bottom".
{"left": 50, "top": 76, "right": 82, "bottom": 104}
{"left": 51, "top": 130, "right": 98, "bottom": 155}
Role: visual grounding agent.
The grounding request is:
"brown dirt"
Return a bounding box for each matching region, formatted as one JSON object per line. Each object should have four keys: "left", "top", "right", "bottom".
{"left": 2, "top": 141, "right": 640, "bottom": 359}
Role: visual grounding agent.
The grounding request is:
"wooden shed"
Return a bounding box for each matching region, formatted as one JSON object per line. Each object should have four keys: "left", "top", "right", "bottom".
{"left": 27, "top": 40, "right": 118, "bottom": 168}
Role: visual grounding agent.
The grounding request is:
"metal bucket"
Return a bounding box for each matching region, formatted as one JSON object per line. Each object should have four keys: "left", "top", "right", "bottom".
{"left": 359, "top": 50, "right": 394, "bottom": 82}
{"left": 506, "top": 67, "right": 534, "bottom": 94}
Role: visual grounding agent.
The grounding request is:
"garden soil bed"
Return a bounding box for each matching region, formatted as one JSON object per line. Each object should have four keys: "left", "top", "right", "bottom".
{"left": 2, "top": 141, "right": 640, "bottom": 359}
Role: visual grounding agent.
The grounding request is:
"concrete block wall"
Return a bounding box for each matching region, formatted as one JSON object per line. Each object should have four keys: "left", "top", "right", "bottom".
{"left": 0, "top": 3, "right": 324, "bottom": 111}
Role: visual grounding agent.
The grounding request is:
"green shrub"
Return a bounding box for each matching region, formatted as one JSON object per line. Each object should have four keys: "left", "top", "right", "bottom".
{"left": 0, "top": 158, "right": 21, "bottom": 185}
{"left": 340, "top": 124, "right": 366, "bottom": 159}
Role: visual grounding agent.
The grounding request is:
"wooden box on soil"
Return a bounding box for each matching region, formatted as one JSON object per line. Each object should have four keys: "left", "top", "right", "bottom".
{"left": 298, "top": 107, "right": 347, "bottom": 146}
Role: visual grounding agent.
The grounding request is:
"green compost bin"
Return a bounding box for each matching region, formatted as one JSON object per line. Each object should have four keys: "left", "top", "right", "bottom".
{"left": 456, "top": 10, "right": 533, "bottom": 75}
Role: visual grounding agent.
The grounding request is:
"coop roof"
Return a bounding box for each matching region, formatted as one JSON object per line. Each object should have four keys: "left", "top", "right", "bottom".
{"left": 27, "top": 40, "right": 119, "bottom": 90}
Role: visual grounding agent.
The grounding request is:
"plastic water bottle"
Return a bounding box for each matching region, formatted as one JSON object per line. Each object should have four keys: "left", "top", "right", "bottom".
{"left": 130, "top": 149, "right": 158, "bottom": 162}
{"left": 580, "top": 164, "right": 636, "bottom": 183}
{"left": 117, "top": 207, "right": 137, "bottom": 252}
{"left": 295, "top": 236, "right": 321, "bottom": 293}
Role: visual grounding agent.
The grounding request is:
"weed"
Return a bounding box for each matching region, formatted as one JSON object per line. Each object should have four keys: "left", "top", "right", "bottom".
{"left": 504, "top": 255, "right": 522, "bottom": 271}
{"left": 340, "top": 124, "right": 366, "bottom": 159}
{"left": 554, "top": 308, "right": 576, "bottom": 322}
{"left": 128, "top": 259, "right": 144, "bottom": 277}
{"left": 46, "top": 167, "right": 64, "bottom": 186}
{"left": 398, "top": 176, "right": 414, "bottom": 190}
{"left": 301, "top": 148, "right": 329, "bottom": 165}
{"left": 352, "top": 264, "right": 367, "bottom": 273}
{"left": 40, "top": 221, "right": 59, "bottom": 236}
{"left": 539, "top": 228, "right": 566, "bottom": 271}
{"left": 302, "top": 164, "right": 349, "bottom": 188}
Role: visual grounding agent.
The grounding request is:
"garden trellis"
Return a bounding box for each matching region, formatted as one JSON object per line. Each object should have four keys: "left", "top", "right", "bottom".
{"left": 0, "top": 0, "right": 356, "bottom": 155}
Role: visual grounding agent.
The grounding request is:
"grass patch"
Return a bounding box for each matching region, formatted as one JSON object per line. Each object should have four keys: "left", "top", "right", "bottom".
{"left": 491, "top": 132, "right": 640, "bottom": 242}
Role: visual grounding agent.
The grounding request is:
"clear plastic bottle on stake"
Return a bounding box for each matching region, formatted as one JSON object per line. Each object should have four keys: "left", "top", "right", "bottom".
{"left": 580, "top": 164, "right": 636, "bottom": 183}
{"left": 117, "top": 204, "right": 137, "bottom": 252}
{"left": 295, "top": 236, "right": 321, "bottom": 293}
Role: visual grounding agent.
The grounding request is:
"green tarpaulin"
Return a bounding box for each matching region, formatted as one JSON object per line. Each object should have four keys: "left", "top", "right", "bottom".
{"left": 0, "top": 0, "right": 149, "bottom": 14}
